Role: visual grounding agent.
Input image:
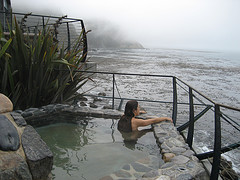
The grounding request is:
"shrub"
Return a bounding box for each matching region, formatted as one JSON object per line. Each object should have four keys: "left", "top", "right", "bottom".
{"left": 0, "top": 16, "right": 90, "bottom": 110}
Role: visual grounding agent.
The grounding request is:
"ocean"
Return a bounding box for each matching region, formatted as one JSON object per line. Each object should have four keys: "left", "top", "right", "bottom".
{"left": 88, "top": 48, "right": 240, "bottom": 107}
{"left": 86, "top": 48, "right": 240, "bottom": 175}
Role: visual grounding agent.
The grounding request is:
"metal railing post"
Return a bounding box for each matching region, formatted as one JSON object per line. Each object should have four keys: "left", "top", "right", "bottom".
{"left": 187, "top": 87, "right": 194, "bottom": 147}
{"left": 42, "top": 16, "right": 45, "bottom": 35}
{"left": 66, "top": 22, "right": 71, "bottom": 51}
{"left": 112, "top": 74, "right": 115, "bottom": 109}
{"left": 172, "top": 77, "right": 177, "bottom": 125}
{"left": 210, "top": 104, "right": 221, "bottom": 180}
{"left": 80, "top": 20, "right": 88, "bottom": 62}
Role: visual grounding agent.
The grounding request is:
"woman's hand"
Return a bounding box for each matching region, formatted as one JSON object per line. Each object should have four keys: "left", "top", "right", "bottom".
{"left": 164, "top": 117, "right": 173, "bottom": 123}
{"left": 139, "top": 110, "right": 147, "bottom": 114}
{"left": 155, "top": 117, "right": 173, "bottom": 123}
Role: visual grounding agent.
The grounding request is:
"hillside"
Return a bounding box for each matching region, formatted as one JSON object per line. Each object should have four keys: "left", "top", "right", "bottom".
{"left": 86, "top": 20, "right": 144, "bottom": 49}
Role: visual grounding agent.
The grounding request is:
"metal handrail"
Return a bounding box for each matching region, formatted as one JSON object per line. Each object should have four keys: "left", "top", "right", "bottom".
{"left": 0, "top": 11, "right": 88, "bottom": 62}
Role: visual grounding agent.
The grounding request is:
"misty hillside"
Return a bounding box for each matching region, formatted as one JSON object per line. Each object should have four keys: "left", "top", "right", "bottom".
{"left": 86, "top": 20, "right": 144, "bottom": 49}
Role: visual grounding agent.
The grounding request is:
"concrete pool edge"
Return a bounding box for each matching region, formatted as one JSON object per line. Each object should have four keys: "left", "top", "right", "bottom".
{"left": 21, "top": 103, "right": 208, "bottom": 179}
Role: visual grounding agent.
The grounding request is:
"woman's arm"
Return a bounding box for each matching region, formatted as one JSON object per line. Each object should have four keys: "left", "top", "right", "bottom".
{"left": 132, "top": 117, "right": 172, "bottom": 130}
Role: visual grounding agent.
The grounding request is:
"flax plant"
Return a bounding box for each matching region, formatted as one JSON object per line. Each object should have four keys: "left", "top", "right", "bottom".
{"left": 0, "top": 16, "right": 90, "bottom": 110}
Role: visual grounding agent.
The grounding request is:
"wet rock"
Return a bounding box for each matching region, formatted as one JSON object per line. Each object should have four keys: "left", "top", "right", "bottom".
{"left": 0, "top": 115, "right": 20, "bottom": 151}
{"left": 103, "top": 105, "right": 112, "bottom": 109}
{"left": 98, "top": 92, "right": 106, "bottom": 96}
{"left": 161, "top": 162, "right": 175, "bottom": 169}
{"left": 77, "top": 95, "right": 88, "bottom": 101}
{"left": 182, "top": 149, "right": 195, "bottom": 158}
{"left": 0, "top": 93, "right": 13, "bottom": 113}
{"left": 161, "top": 142, "right": 170, "bottom": 150}
{"left": 142, "top": 170, "right": 160, "bottom": 178}
{"left": 171, "top": 155, "right": 189, "bottom": 164}
{"left": 80, "top": 101, "right": 87, "bottom": 106}
{"left": 171, "top": 147, "right": 188, "bottom": 154}
{"left": 166, "top": 138, "right": 186, "bottom": 147}
{"left": 122, "top": 164, "right": 131, "bottom": 170}
{"left": 186, "top": 160, "right": 197, "bottom": 169}
{"left": 114, "top": 169, "right": 132, "bottom": 178}
{"left": 89, "top": 102, "right": 98, "bottom": 108}
{"left": 176, "top": 173, "right": 194, "bottom": 180}
{"left": 163, "top": 153, "right": 175, "bottom": 162}
{"left": 138, "top": 157, "right": 150, "bottom": 165}
{"left": 155, "top": 175, "right": 171, "bottom": 180}
{"left": 131, "top": 162, "right": 152, "bottom": 172}
{"left": 0, "top": 152, "right": 32, "bottom": 180}
{"left": 93, "top": 97, "right": 102, "bottom": 102}
{"left": 22, "top": 125, "right": 53, "bottom": 180}
{"left": 10, "top": 112, "right": 27, "bottom": 127}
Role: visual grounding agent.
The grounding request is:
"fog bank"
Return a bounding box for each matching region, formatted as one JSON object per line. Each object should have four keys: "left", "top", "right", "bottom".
{"left": 11, "top": 0, "right": 240, "bottom": 52}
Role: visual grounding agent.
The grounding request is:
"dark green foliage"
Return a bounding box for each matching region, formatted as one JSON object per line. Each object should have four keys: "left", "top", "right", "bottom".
{"left": 0, "top": 16, "right": 89, "bottom": 110}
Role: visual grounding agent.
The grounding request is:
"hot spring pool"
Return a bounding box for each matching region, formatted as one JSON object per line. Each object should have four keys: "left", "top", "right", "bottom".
{"left": 36, "top": 117, "right": 161, "bottom": 179}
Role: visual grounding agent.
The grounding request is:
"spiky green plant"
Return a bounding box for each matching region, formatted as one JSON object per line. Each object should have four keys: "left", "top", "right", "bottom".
{"left": 0, "top": 16, "right": 90, "bottom": 110}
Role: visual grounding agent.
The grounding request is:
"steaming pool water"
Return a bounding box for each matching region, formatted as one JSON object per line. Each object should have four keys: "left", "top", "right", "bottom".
{"left": 36, "top": 117, "right": 160, "bottom": 179}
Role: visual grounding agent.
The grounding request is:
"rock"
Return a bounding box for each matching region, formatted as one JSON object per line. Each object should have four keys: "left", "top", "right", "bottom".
{"left": 160, "top": 162, "right": 175, "bottom": 169}
{"left": 0, "top": 115, "right": 20, "bottom": 151}
{"left": 166, "top": 138, "right": 186, "bottom": 148}
{"left": 114, "top": 170, "right": 132, "bottom": 178}
{"left": 176, "top": 173, "right": 194, "bottom": 180}
{"left": 122, "top": 164, "right": 131, "bottom": 170}
{"left": 89, "top": 102, "right": 98, "bottom": 108}
{"left": 182, "top": 150, "right": 195, "bottom": 158}
{"left": 156, "top": 175, "right": 171, "bottom": 180}
{"left": 103, "top": 105, "right": 112, "bottom": 109}
{"left": 171, "top": 147, "right": 188, "bottom": 154}
{"left": 131, "top": 162, "right": 152, "bottom": 172}
{"left": 10, "top": 112, "right": 27, "bottom": 127}
{"left": 171, "top": 155, "right": 190, "bottom": 164}
{"left": 77, "top": 95, "right": 88, "bottom": 101}
{"left": 80, "top": 101, "right": 87, "bottom": 106}
{"left": 163, "top": 153, "right": 175, "bottom": 162}
{"left": 142, "top": 170, "right": 159, "bottom": 178}
{"left": 0, "top": 93, "right": 13, "bottom": 113}
{"left": 93, "top": 97, "right": 102, "bottom": 102}
{"left": 98, "top": 92, "right": 106, "bottom": 96}
{"left": 22, "top": 125, "right": 53, "bottom": 180}
{"left": 0, "top": 152, "right": 32, "bottom": 180}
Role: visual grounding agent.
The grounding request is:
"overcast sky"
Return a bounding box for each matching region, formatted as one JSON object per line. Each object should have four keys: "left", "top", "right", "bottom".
{"left": 11, "top": 0, "right": 240, "bottom": 52}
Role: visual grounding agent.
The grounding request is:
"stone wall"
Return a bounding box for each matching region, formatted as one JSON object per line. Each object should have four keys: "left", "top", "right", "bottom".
{"left": 0, "top": 94, "right": 53, "bottom": 180}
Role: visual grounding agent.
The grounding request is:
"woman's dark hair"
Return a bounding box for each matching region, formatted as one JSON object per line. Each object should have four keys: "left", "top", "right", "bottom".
{"left": 117, "top": 100, "right": 138, "bottom": 132}
{"left": 124, "top": 100, "right": 138, "bottom": 117}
